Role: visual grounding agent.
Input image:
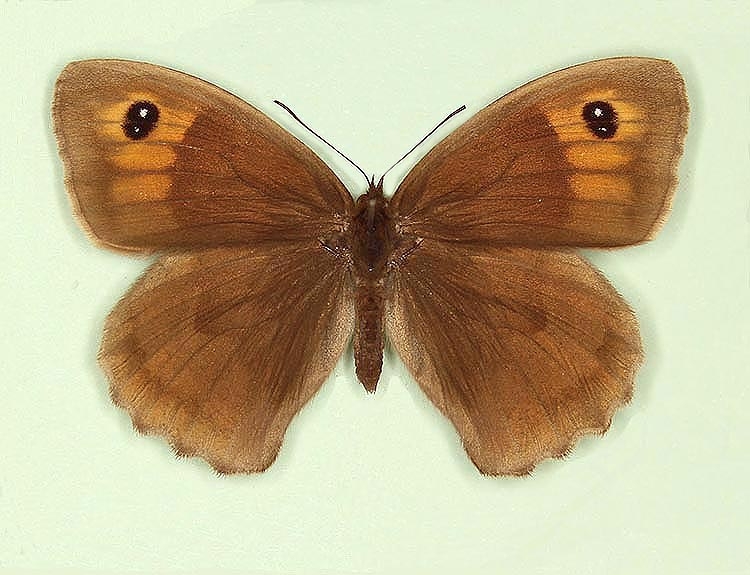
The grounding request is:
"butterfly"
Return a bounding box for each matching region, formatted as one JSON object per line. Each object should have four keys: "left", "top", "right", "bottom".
{"left": 52, "top": 58, "right": 688, "bottom": 476}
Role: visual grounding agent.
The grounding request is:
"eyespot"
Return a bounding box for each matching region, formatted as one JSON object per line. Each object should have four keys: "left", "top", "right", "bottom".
{"left": 582, "top": 101, "right": 618, "bottom": 139}
{"left": 122, "top": 101, "right": 159, "bottom": 140}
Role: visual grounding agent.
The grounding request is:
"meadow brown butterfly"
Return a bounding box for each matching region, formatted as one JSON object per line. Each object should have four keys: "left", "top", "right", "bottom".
{"left": 52, "top": 58, "right": 688, "bottom": 475}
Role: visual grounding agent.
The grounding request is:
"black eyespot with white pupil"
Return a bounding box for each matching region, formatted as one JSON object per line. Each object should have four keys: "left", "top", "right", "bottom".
{"left": 582, "top": 100, "right": 618, "bottom": 139}
{"left": 122, "top": 101, "right": 159, "bottom": 140}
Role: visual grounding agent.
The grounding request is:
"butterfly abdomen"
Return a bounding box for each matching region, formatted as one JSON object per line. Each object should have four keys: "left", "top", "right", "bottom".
{"left": 352, "top": 286, "right": 385, "bottom": 392}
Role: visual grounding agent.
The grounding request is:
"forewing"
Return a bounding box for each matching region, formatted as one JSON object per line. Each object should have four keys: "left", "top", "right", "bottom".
{"left": 101, "top": 243, "right": 354, "bottom": 473}
{"left": 386, "top": 242, "right": 640, "bottom": 475}
{"left": 53, "top": 59, "right": 353, "bottom": 252}
{"left": 390, "top": 58, "right": 687, "bottom": 247}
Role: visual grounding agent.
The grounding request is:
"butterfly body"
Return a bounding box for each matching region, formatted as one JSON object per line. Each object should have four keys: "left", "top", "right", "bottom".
{"left": 346, "top": 178, "right": 421, "bottom": 391}
{"left": 53, "top": 58, "right": 687, "bottom": 475}
{"left": 348, "top": 180, "right": 391, "bottom": 391}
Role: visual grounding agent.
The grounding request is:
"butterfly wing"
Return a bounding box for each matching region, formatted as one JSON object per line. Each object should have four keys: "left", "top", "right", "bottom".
{"left": 53, "top": 59, "right": 353, "bottom": 252}
{"left": 389, "top": 58, "right": 687, "bottom": 247}
{"left": 386, "top": 58, "right": 687, "bottom": 474}
{"left": 53, "top": 60, "right": 356, "bottom": 472}
{"left": 387, "top": 244, "right": 639, "bottom": 475}
{"left": 102, "top": 244, "right": 354, "bottom": 473}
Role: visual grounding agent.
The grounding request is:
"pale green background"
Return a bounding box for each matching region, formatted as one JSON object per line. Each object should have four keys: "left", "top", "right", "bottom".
{"left": 1, "top": 1, "right": 748, "bottom": 574}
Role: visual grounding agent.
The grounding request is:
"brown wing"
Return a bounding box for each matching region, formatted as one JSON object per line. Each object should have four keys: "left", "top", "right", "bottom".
{"left": 389, "top": 58, "right": 688, "bottom": 247}
{"left": 53, "top": 59, "right": 353, "bottom": 252}
{"left": 101, "top": 243, "right": 354, "bottom": 473}
{"left": 386, "top": 243, "right": 640, "bottom": 475}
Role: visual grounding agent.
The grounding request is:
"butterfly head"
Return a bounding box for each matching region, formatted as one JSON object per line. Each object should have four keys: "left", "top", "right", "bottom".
{"left": 366, "top": 174, "right": 385, "bottom": 198}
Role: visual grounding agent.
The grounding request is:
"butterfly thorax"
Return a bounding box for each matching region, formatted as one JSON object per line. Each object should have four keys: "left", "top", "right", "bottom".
{"left": 350, "top": 180, "right": 394, "bottom": 279}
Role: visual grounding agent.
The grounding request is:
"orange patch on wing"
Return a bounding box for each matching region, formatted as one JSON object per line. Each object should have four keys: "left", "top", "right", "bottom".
{"left": 110, "top": 174, "right": 172, "bottom": 203}
{"left": 565, "top": 142, "right": 632, "bottom": 170}
{"left": 110, "top": 143, "right": 177, "bottom": 170}
{"left": 97, "top": 94, "right": 197, "bottom": 143}
{"left": 99, "top": 119, "right": 196, "bottom": 143}
{"left": 97, "top": 93, "right": 160, "bottom": 122}
{"left": 545, "top": 93, "right": 646, "bottom": 143}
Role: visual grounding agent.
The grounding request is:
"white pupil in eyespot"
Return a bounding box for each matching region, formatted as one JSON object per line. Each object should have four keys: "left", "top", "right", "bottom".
{"left": 139, "top": 108, "right": 149, "bottom": 118}
{"left": 593, "top": 107, "right": 603, "bottom": 118}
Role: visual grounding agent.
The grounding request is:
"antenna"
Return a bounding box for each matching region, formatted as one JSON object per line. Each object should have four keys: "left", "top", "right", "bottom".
{"left": 275, "top": 100, "right": 467, "bottom": 187}
{"left": 274, "top": 100, "right": 371, "bottom": 184}
{"left": 380, "top": 104, "right": 466, "bottom": 182}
